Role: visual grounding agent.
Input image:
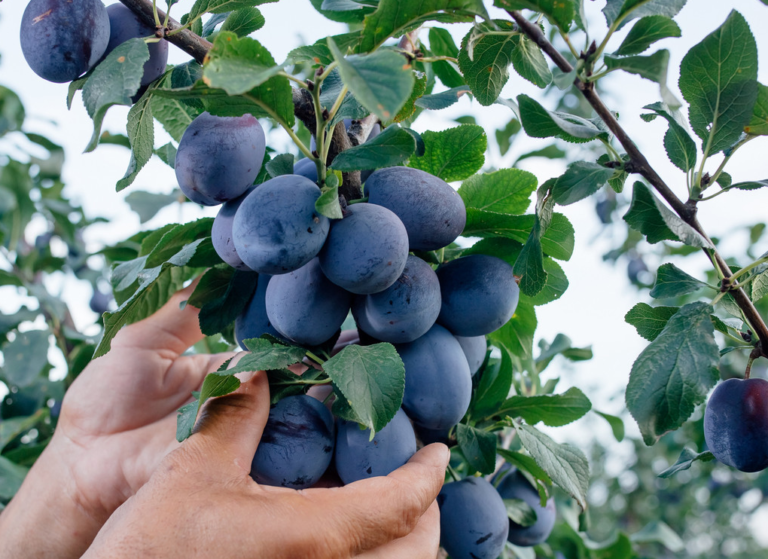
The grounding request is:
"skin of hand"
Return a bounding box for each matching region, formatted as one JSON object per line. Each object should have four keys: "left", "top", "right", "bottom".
{"left": 82, "top": 368, "right": 450, "bottom": 559}
{"left": 0, "top": 284, "right": 234, "bottom": 559}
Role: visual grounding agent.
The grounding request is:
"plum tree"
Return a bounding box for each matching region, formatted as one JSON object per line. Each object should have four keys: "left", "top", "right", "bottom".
{"left": 234, "top": 274, "right": 283, "bottom": 348}
{"left": 293, "top": 158, "right": 318, "bottom": 183}
{"left": 455, "top": 335, "right": 487, "bottom": 377}
{"left": 251, "top": 395, "right": 335, "bottom": 489}
{"left": 20, "top": 0, "right": 110, "bottom": 83}
{"left": 319, "top": 203, "right": 408, "bottom": 294}
{"left": 175, "top": 112, "right": 265, "bottom": 206}
{"left": 396, "top": 325, "right": 472, "bottom": 430}
{"left": 438, "top": 477, "right": 510, "bottom": 559}
{"left": 437, "top": 255, "right": 519, "bottom": 337}
{"left": 232, "top": 175, "right": 330, "bottom": 274}
{"left": 212, "top": 186, "right": 255, "bottom": 271}
{"left": 334, "top": 408, "right": 416, "bottom": 484}
{"left": 495, "top": 467, "right": 556, "bottom": 546}
{"left": 365, "top": 167, "right": 466, "bottom": 250}
{"left": 704, "top": 378, "right": 768, "bottom": 473}
{"left": 103, "top": 4, "right": 168, "bottom": 87}
{"left": 351, "top": 255, "right": 441, "bottom": 343}
{"left": 265, "top": 258, "right": 351, "bottom": 346}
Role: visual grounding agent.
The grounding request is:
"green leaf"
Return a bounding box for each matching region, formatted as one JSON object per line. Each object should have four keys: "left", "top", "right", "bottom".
{"left": 221, "top": 7, "right": 265, "bottom": 36}
{"left": 752, "top": 270, "right": 768, "bottom": 302}
{"left": 516, "top": 423, "right": 590, "bottom": 510}
{"left": 510, "top": 34, "right": 552, "bottom": 88}
{"left": 498, "top": 387, "right": 592, "bottom": 427}
{"left": 203, "top": 32, "right": 287, "bottom": 95}
{"left": 237, "top": 338, "right": 307, "bottom": 370}
{"left": 497, "top": 448, "right": 553, "bottom": 486}
{"left": 266, "top": 367, "right": 326, "bottom": 404}
{"left": 658, "top": 448, "right": 715, "bottom": 478}
{"left": 266, "top": 153, "right": 295, "bottom": 177}
{"left": 287, "top": 32, "right": 362, "bottom": 67}
{"left": 310, "top": 0, "right": 370, "bottom": 23}
{"left": 0, "top": 456, "right": 29, "bottom": 501}
{"left": 625, "top": 302, "right": 720, "bottom": 446}
{"left": 188, "top": 265, "right": 234, "bottom": 308}
{"left": 459, "top": 169, "right": 536, "bottom": 215}
{"left": 472, "top": 347, "right": 513, "bottom": 417}
{"left": 746, "top": 82, "right": 768, "bottom": 135}
{"left": 616, "top": 16, "right": 681, "bottom": 56}
{"left": 152, "top": 79, "right": 203, "bottom": 143}
{"left": 496, "top": 118, "right": 522, "bottom": 156}
{"left": 504, "top": 498, "right": 538, "bottom": 527}
{"left": 518, "top": 94, "right": 607, "bottom": 143}
{"left": 331, "top": 125, "right": 416, "bottom": 171}
{"left": 125, "top": 190, "right": 179, "bottom": 224}
{"left": 176, "top": 400, "right": 200, "bottom": 442}
{"left": 1, "top": 330, "right": 50, "bottom": 388}
{"left": 630, "top": 521, "right": 685, "bottom": 552}
{"left": 189, "top": 0, "right": 276, "bottom": 20}
{"left": 624, "top": 303, "right": 680, "bottom": 341}
{"left": 642, "top": 102, "right": 697, "bottom": 172}
{"left": 552, "top": 162, "right": 614, "bottom": 206}
{"left": 0, "top": 86, "right": 25, "bottom": 137}
{"left": 315, "top": 186, "right": 343, "bottom": 220}
{"left": 731, "top": 179, "right": 768, "bottom": 191}
{"left": 0, "top": 411, "right": 46, "bottom": 451}
{"left": 154, "top": 143, "right": 178, "bottom": 169}
{"left": 603, "top": 0, "right": 686, "bottom": 29}
{"left": 323, "top": 343, "right": 405, "bottom": 434}
{"left": 358, "top": 0, "right": 488, "bottom": 53}
{"left": 198, "top": 371, "right": 241, "bottom": 412}
{"left": 428, "top": 27, "right": 465, "bottom": 88}
{"left": 593, "top": 410, "right": 625, "bottom": 442}
{"left": 650, "top": 263, "right": 711, "bottom": 299}
{"left": 82, "top": 39, "right": 150, "bottom": 152}
{"left": 515, "top": 144, "right": 566, "bottom": 164}
{"left": 414, "top": 86, "right": 471, "bottom": 110}
{"left": 489, "top": 298, "right": 537, "bottom": 358}
{"left": 457, "top": 424, "right": 497, "bottom": 475}
{"left": 198, "top": 270, "right": 258, "bottom": 336}
{"left": 408, "top": 124, "right": 486, "bottom": 182}
{"left": 458, "top": 21, "right": 517, "bottom": 106}
{"left": 679, "top": 10, "right": 758, "bottom": 155}
{"left": 605, "top": 50, "right": 678, "bottom": 107}
{"left": 514, "top": 216, "right": 547, "bottom": 297}
{"left": 117, "top": 90, "right": 155, "bottom": 192}
{"left": 145, "top": 218, "right": 215, "bottom": 268}
{"left": 494, "top": 0, "right": 575, "bottom": 31}
{"left": 623, "top": 182, "right": 711, "bottom": 247}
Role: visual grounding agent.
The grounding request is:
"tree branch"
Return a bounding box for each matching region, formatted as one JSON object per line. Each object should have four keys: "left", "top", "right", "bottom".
{"left": 507, "top": 10, "right": 768, "bottom": 357}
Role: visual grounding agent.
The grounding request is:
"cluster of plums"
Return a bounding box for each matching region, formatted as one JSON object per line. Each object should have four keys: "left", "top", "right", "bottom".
{"left": 21, "top": 0, "right": 168, "bottom": 87}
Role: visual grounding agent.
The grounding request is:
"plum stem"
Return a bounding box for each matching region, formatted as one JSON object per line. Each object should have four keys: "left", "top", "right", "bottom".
{"left": 446, "top": 463, "right": 460, "bottom": 482}
{"left": 305, "top": 350, "right": 325, "bottom": 365}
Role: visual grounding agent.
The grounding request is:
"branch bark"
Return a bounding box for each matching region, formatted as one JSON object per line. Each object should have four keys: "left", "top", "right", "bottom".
{"left": 507, "top": 10, "right": 768, "bottom": 357}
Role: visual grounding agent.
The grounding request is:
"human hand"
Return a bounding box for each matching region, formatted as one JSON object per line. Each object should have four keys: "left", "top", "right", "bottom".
{"left": 0, "top": 285, "right": 231, "bottom": 558}
{"left": 83, "top": 368, "right": 449, "bottom": 559}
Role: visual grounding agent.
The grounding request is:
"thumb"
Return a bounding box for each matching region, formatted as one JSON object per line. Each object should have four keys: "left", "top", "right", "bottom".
{"left": 189, "top": 357, "right": 271, "bottom": 473}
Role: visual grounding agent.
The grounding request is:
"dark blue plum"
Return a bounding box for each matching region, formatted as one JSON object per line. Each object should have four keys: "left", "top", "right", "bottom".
{"left": 704, "top": 378, "right": 768, "bottom": 472}
{"left": 437, "top": 255, "right": 519, "bottom": 337}
{"left": 235, "top": 274, "right": 283, "bottom": 348}
{"left": 352, "top": 255, "right": 441, "bottom": 343}
{"left": 438, "top": 477, "right": 509, "bottom": 559}
{"left": 396, "top": 325, "right": 471, "bottom": 430}
{"left": 319, "top": 203, "right": 408, "bottom": 295}
{"left": 212, "top": 186, "right": 255, "bottom": 271}
{"left": 456, "top": 335, "right": 487, "bottom": 377}
{"left": 293, "top": 158, "right": 318, "bottom": 183}
{"left": 414, "top": 425, "right": 451, "bottom": 446}
{"left": 365, "top": 167, "right": 466, "bottom": 250}
{"left": 175, "top": 112, "right": 265, "bottom": 206}
{"left": 233, "top": 175, "right": 329, "bottom": 274}
{"left": 495, "top": 467, "right": 556, "bottom": 546}
{"left": 89, "top": 288, "right": 112, "bottom": 315}
{"left": 251, "top": 395, "right": 335, "bottom": 488}
{"left": 20, "top": 0, "right": 110, "bottom": 83}
{"left": 335, "top": 408, "right": 417, "bottom": 484}
{"left": 104, "top": 4, "right": 168, "bottom": 87}
{"left": 265, "top": 258, "right": 352, "bottom": 346}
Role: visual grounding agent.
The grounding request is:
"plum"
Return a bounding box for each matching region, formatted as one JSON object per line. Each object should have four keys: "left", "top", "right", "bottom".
{"left": 704, "top": 378, "right": 768, "bottom": 472}
{"left": 495, "top": 467, "right": 556, "bottom": 546}
{"left": 319, "top": 203, "right": 408, "bottom": 295}
{"left": 234, "top": 274, "right": 283, "bottom": 348}
{"left": 438, "top": 477, "right": 510, "bottom": 559}
{"left": 437, "top": 255, "right": 519, "bottom": 336}
{"left": 335, "top": 408, "right": 417, "bottom": 484}
{"left": 265, "top": 258, "right": 352, "bottom": 346}
{"left": 352, "top": 255, "right": 441, "bottom": 343}
{"left": 20, "top": 0, "right": 110, "bottom": 83}
{"left": 232, "top": 175, "right": 329, "bottom": 274}
{"left": 293, "top": 158, "right": 318, "bottom": 183}
{"left": 175, "top": 112, "right": 265, "bottom": 206}
{"left": 365, "top": 167, "right": 466, "bottom": 250}
{"left": 396, "top": 325, "right": 471, "bottom": 429}
{"left": 104, "top": 4, "right": 168, "bottom": 87}
{"left": 89, "top": 288, "right": 113, "bottom": 315}
{"left": 414, "top": 425, "right": 451, "bottom": 446}
{"left": 455, "top": 335, "right": 487, "bottom": 376}
{"left": 251, "top": 395, "right": 335, "bottom": 489}
{"left": 212, "top": 186, "right": 255, "bottom": 271}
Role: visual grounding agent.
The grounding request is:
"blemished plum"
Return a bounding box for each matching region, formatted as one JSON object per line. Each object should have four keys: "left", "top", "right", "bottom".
{"left": 396, "top": 325, "right": 471, "bottom": 429}
{"left": 266, "top": 258, "right": 352, "bottom": 346}
{"left": 319, "top": 203, "right": 408, "bottom": 295}
{"left": 438, "top": 477, "right": 510, "bottom": 559}
{"left": 704, "top": 378, "right": 768, "bottom": 472}
{"left": 175, "top": 112, "right": 265, "bottom": 206}
{"left": 335, "top": 408, "right": 416, "bottom": 484}
{"left": 495, "top": 467, "right": 556, "bottom": 546}
{"left": 437, "top": 255, "right": 519, "bottom": 337}
{"left": 352, "top": 255, "right": 441, "bottom": 343}
{"left": 20, "top": 0, "right": 110, "bottom": 83}
{"left": 104, "top": 4, "right": 168, "bottom": 87}
{"left": 233, "top": 175, "right": 329, "bottom": 274}
{"left": 212, "top": 186, "right": 255, "bottom": 270}
{"left": 456, "top": 335, "right": 487, "bottom": 376}
{"left": 365, "top": 167, "right": 466, "bottom": 250}
{"left": 234, "top": 274, "right": 283, "bottom": 348}
{"left": 251, "top": 395, "right": 335, "bottom": 489}
{"left": 293, "top": 158, "right": 318, "bottom": 183}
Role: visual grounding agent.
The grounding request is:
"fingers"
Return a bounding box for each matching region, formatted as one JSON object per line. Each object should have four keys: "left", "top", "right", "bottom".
{"left": 355, "top": 501, "right": 441, "bottom": 559}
